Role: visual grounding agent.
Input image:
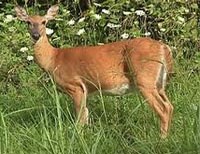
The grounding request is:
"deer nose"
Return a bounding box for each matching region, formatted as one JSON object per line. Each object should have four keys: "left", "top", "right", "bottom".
{"left": 32, "top": 32, "right": 41, "bottom": 40}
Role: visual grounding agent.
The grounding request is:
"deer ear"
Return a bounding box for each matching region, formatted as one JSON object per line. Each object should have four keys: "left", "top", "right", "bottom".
{"left": 45, "top": 5, "right": 59, "bottom": 20}
{"left": 15, "top": 6, "right": 29, "bottom": 21}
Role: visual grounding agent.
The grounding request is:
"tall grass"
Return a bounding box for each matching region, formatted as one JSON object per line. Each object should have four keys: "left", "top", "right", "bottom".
{"left": 0, "top": 62, "right": 200, "bottom": 153}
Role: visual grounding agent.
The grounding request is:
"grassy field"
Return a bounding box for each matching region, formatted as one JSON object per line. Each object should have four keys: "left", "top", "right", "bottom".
{"left": 0, "top": 1, "right": 200, "bottom": 154}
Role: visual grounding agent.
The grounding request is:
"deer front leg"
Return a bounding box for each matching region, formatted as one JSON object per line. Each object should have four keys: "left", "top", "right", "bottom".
{"left": 71, "top": 84, "right": 88, "bottom": 125}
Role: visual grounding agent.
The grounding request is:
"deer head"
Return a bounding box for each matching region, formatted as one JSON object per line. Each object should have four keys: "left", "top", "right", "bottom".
{"left": 15, "top": 5, "right": 59, "bottom": 42}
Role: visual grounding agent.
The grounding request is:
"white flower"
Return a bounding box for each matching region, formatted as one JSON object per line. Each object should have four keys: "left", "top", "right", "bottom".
{"left": 144, "top": 32, "right": 151, "bottom": 36}
{"left": 46, "top": 28, "right": 54, "bottom": 35}
{"left": 97, "top": 43, "right": 104, "bottom": 45}
{"left": 184, "top": 9, "right": 189, "bottom": 13}
{"left": 93, "top": 2, "right": 101, "bottom": 7}
{"left": 93, "top": 2, "right": 101, "bottom": 6}
{"left": 20, "top": 47, "right": 28, "bottom": 53}
{"left": 107, "top": 23, "right": 121, "bottom": 28}
{"left": 4, "top": 15, "right": 14, "bottom": 23}
{"left": 76, "top": 28, "right": 85, "bottom": 35}
{"left": 63, "top": 9, "right": 70, "bottom": 14}
{"left": 160, "top": 28, "right": 166, "bottom": 32}
{"left": 27, "top": 55, "right": 34, "bottom": 61}
{"left": 66, "top": 10, "right": 70, "bottom": 14}
{"left": 177, "top": 16, "right": 185, "bottom": 23}
{"left": 123, "top": 11, "right": 132, "bottom": 16}
{"left": 92, "top": 14, "right": 101, "bottom": 20}
{"left": 68, "top": 19, "right": 75, "bottom": 25}
{"left": 158, "top": 23, "right": 162, "bottom": 28}
{"left": 78, "top": 17, "right": 85, "bottom": 23}
{"left": 102, "top": 9, "right": 110, "bottom": 15}
{"left": 121, "top": 33, "right": 129, "bottom": 39}
{"left": 172, "top": 46, "right": 177, "bottom": 50}
{"left": 135, "top": 10, "right": 145, "bottom": 16}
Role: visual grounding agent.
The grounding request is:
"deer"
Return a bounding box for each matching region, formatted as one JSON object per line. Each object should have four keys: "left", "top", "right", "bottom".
{"left": 15, "top": 5, "right": 174, "bottom": 138}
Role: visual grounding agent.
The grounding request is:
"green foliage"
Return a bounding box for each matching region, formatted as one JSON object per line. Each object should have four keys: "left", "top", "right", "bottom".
{"left": 0, "top": 0, "right": 200, "bottom": 154}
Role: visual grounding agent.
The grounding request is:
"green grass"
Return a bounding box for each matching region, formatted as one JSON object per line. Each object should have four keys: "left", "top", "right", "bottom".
{"left": 0, "top": 60, "right": 200, "bottom": 154}
{"left": 0, "top": 1, "right": 200, "bottom": 154}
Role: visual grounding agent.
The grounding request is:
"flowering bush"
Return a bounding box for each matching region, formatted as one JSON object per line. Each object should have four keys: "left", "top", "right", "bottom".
{"left": 49, "top": 0, "right": 198, "bottom": 60}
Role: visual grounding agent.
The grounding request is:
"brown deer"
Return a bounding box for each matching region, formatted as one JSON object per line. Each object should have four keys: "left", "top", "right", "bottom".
{"left": 15, "top": 5, "right": 173, "bottom": 138}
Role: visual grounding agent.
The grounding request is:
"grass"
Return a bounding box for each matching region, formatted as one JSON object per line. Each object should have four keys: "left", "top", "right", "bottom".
{"left": 0, "top": 1, "right": 200, "bottom": 154}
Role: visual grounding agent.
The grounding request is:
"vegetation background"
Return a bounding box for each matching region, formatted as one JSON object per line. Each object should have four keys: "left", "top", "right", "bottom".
{"left": 0, "top": 0, "right": 199, "bottom": 153}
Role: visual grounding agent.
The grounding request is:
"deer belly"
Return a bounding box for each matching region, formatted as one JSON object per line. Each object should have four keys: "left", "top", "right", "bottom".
{"left": 103, "top": 83, "right": 131, "bottom": 95}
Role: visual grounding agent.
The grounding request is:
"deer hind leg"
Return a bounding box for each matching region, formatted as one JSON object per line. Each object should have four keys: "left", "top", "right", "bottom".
{"left": 137, "top": 66, "right": 173, "bottom": 138}
{"left": 70, "top": 83, "right": 88, "bottom": 125}
{"left": 157, "top": 63, "right": 173, "bottom": 136}
{"left": 158, "top": 88, "right": 173, "bottom": 134}
{"left": 138, "top": 85, "right": 173, "bottom": 138}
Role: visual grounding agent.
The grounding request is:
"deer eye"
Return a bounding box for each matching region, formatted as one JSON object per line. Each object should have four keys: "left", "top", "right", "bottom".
{"left": 42, "top": 21, "right": 46, "bottom": 25}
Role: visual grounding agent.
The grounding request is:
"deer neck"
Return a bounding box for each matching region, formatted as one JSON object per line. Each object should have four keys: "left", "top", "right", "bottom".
{"left": 34, "top": 35, "right": 56, "bottom": 72}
